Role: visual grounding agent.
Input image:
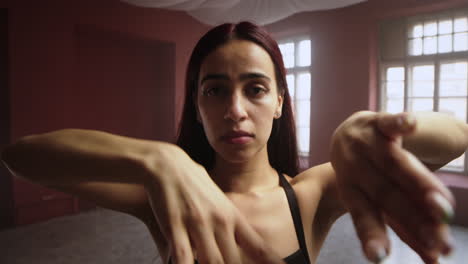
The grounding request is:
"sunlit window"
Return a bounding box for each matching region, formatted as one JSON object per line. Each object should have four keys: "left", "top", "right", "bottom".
{"left": 381, "top": 10, "right": 468, "bottom": 173}
{"left": 409, "top": 17, "right": 468, "bottom": 55}
{"left": 279, "top": 39, "right": 311, "bottom": 158}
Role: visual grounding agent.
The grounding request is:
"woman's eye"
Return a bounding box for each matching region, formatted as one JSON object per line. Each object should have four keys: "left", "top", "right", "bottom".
{"left": 202, "top": 86, "right": 221, "bottom": 96}
{"left": 248, "top": 86, "right": 267, "bottom": 96}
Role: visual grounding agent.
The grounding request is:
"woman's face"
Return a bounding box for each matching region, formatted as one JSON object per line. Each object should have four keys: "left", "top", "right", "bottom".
{"left": 197, "top": 39, "right": 283, "bottom": 163}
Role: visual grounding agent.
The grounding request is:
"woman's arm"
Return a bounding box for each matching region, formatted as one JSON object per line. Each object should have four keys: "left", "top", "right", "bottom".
{"left": 1, "top": 129, "right": 285, "bottom": 264}
{"left": 401, "top": 112, "right": 468, "bottom": 170}
{"left": 1, "top": 129, "right": 159, "bottom": 218}
{"left": 1, "top": 129, "right": 158, "bottom": 186}
{"left": 323, "top": 111, "right": 467, "bottom": 263}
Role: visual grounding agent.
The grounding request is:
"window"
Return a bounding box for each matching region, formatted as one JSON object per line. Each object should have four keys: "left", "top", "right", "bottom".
{"left": 380, "top": 9, "right": 468, "bottom": 173}
{"left": 278, "top": 38, "right": 312, "bottom": 159}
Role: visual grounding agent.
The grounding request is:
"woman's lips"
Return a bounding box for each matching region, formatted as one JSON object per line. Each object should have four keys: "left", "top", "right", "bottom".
{"left": 223, "top": 136, "right": 253, "bottom": 144}
{"left": 221, "top": 131, "right": 254, "bottom": 145}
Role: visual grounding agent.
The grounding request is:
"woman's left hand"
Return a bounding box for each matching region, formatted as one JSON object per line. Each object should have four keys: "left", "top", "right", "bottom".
{"left": 330, "top": 111, "right": 456, "bottom": 264}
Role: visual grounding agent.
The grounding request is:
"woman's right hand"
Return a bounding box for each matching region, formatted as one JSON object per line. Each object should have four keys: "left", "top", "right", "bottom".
{"left": 143, "top": 143, "right": 284, "bottom": 264}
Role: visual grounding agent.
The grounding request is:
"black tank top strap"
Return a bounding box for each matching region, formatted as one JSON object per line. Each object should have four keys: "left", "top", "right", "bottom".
{"left": 278, "top": 171, "right": 311, "bottom": 264}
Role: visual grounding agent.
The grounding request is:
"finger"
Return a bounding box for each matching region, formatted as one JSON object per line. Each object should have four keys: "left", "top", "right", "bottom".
{"left": 341, "top": 183, "right": 390, "bottom": 263}
{"left": 352, "top": 151, "right": 455, "bottom": 257}
{"left": 145, "top": 185, "right": 195, "bottom": 264}
{"left": 377, "top": 181, "right": 455, "bottom": 258}
{"left": 168, "top": 224, "right": 195, "bottom": 264}
{"left": 234, "top": 215, "right": 285, "bottom": 264}
{"left": 385, "top": 216, "right": 454, "bottom": 263}
{"left": 187, "top": 217, "right": 224, "bottom": 264}
{"left": 354, "top": 126, "right": 455, "bottom": 222}
{"left": 370, "top": 143, "right": 455, "bottom": 222}
{"left": 376, "top": 112, "right": 417, "bottom": 140}
{"left": 211, "top": 212, "right": 242, "bottom": 263}
{"left": 215, "top": 227, "right": 241, "bottom": 264}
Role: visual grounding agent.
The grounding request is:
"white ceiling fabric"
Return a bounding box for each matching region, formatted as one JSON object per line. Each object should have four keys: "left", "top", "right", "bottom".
{"left": 120, "top": 0, "right": 368, "bottom": 25}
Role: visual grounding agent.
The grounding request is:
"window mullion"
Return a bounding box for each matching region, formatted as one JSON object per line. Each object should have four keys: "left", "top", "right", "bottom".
{"left": 404, "top": 63, "right": 409, "bottom": 111}
{"left": 465, "top": 60, "right": 468, "bottom": 173}
{"left": 434, "top": 60, "right": 440, "bottom": 111}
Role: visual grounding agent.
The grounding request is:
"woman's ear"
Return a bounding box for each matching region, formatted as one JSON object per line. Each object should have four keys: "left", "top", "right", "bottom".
{"left": 275, "top": 92, "right": 284, "bottom": 119}
{"left": 276, "top": 91, "right": 284, "bottom": 118}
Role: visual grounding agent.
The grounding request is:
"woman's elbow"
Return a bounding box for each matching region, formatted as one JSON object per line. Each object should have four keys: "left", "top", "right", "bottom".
{"left": 1, "top": 135, "right": 40, "bottom": 179}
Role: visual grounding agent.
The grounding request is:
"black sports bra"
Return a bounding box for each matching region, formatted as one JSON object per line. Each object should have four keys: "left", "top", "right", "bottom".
{"left": 168, "top": 171, "right": 311, "bottom": 264}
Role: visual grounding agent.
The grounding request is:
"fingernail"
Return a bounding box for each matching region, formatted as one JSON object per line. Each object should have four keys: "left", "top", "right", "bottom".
{"left": 440, "top": 228, "right": 455, "bottom": 256}
{"left": 397, "top": 113, "right": 416, "bottom": 131}
{"left": 427, "top": 192, "right": 455, "bottom": 223}
{"left": 366, "top": 240, "right": 387, "bottom": 263}
{"left": 439, "top": 253, "right": 455, "bottom": 264}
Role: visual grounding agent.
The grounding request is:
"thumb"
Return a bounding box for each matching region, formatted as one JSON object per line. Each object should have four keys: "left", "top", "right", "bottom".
{"left": 376, "top": 112, "right": 417, "bottom": 140}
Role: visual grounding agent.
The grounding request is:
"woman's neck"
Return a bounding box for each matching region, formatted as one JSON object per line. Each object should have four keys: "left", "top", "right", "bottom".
{"left": 210, "top": 151, "right": 279, "bottom": 194}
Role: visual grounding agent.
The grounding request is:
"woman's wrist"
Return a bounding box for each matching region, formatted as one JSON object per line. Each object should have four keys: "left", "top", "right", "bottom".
{"left": 138, "top": 141, "right": 181, "bottom": 187}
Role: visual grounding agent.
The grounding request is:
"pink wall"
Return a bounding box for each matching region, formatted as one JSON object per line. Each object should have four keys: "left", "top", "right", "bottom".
{"left": 6, "top": 0, "right": 209, "bottom": 141}
{"left": 3, "top": 0, "right": 209, "bottom": 222}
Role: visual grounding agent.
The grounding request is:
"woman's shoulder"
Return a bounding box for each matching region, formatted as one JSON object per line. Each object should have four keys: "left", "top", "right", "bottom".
{"left": 288, "top": 162, "right": 345, "bottom": 230}
{"left": 290, "top": 162, "right": 336, "bottom": 193}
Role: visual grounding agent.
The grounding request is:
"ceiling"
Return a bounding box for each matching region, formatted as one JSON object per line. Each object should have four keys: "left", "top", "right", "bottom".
{"left": 120, "top": 0, "right": 368, "bottom": 25}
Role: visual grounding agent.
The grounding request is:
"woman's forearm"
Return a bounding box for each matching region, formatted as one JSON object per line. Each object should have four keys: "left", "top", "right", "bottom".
{"left": 402, "top": 112, "right": 468, "bottom": 168}
{"left": 1, "top": 129, "right": 164, "bottom": 187}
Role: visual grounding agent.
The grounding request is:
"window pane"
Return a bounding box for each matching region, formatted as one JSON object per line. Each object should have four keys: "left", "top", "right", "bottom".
{"left": 423, "top": 37, "right": 437, "bottom": 54}
{"left": 411, "top": 24, "right": 423, "bottom": 38}
{"left": 385, "top": 98, "right": 404, "bottom": 114}
{"left": 440, "top": 62, "right": 468, "bottom": 96}
{"left": 438, "top": 35, "right": 453, "bottom": 53}
{"left": 454, "top": 17, "right": 468, "bottom": 33}
{"left": 296, "top": 100, "right": 310, "bottom": 127}
{"left": 386, "top": 81, "right": 404, "bottom": 98}
{"left": 440, "top": 80, "right": 468, "bottom": 96}
{"left": 408, "top": 98, "right": 433, "bottom": 112}
{"left": 409, "top": 38, "right": 423, "bottom": 55}
{"left": 387, "top": 67, "right": 404, "bottom": 81}
{"left": 439, "top": 98, "right": 467, "bottom": 122}
{"left": 298, "top": 127, "right": 310, "bottom": 154}
{"left": 297, "top": 40, "right": 311, "bottom": 67}
{"left": 424, "top": 21, "right": 437, "bottom": 36}
{"left": 286, "top": 74, "right": 295, "bottom": 99}
{"left": 279, "top": 42, "right": 295, "bottom": 68}
{"left": 296, "top": 73, "right": 311, "bottom": 100}
{"left": 410, "top": 81, "right": 434, "bottom": 97}
{"left": 439, "top": 20, "right": 453, "bottom": 35}
{"left": 444, "top": 153, "right": 465, "bottom": 172}
{"left": 454, "top": 33, "right": 468, "bottom": 51}
{"left": 441, "top": 62, "right": 468, "bottom": 80}
{"left": 412, "top": 65, "right": 434, "bottom": 81}
{"left": 411, "top": 65, "right": 434, "bottom": 97}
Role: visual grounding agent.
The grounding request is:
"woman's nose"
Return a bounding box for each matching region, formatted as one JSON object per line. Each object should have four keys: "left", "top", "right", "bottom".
{"left": 223, "top": 93, "right": 247, "bottom": 122}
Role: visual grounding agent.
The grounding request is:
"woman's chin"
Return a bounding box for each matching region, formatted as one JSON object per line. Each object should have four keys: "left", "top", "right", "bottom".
{"left": 214, "top": 146, "right": 266, "bottom": 165}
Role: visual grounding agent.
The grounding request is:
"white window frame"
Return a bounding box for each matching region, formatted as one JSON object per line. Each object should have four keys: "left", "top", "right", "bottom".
{"left": 379, "top": 11, "right": 468, "bottom": 175}
{"left": 278, "top": 36, "right": 312, "bottom": 162}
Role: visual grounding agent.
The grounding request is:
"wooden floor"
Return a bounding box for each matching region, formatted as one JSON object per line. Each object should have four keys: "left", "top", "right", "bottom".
{"left": 1, "top": 208, "right": 467, "bottom": 264}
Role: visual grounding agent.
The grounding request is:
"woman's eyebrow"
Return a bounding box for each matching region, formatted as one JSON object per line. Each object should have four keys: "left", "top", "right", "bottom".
{"left": 200, "top": 72, "right": 271, "bottom": 85}
{"left": 200, "top": 74, "right": 229, "bottom": 85}
{"left": 239, "top": 72, "right": 271, "bottom": 83}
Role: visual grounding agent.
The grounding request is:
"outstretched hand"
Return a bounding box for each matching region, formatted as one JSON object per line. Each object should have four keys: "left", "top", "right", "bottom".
{"left": 143, "top": 143, "right": 285, "bottom": 264}
{"left": 330, "top": 111, "right": 455, "bottom": 264}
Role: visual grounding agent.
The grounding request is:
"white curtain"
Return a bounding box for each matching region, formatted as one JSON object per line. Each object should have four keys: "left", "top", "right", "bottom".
{"left": 120, "top": 0, "right": 367, "bottom": 25}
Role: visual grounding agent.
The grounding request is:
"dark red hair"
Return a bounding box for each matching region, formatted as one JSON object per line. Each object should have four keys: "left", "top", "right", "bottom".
{"left": 176, "top": 21, "right": 299, "bottom": 177}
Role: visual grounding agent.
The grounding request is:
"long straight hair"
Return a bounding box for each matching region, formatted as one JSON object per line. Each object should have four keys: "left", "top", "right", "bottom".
{"left": 177, "top": 21, "right": 299, "bottom": 177}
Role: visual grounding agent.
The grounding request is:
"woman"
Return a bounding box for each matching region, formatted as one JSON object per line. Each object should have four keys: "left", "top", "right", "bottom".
{"left": 2, "top": 22, "right": 467, "bottom": 264}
